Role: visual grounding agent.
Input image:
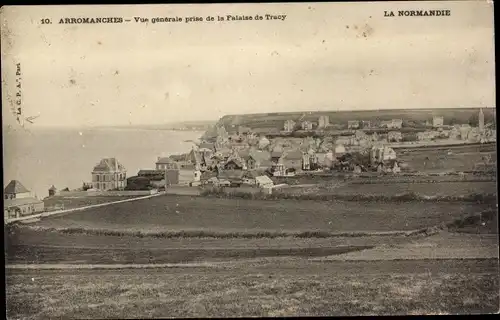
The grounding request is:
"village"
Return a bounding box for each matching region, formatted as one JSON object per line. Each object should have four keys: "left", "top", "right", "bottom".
{"left": 4, "top": 108, "right": 496, "bottom": 221}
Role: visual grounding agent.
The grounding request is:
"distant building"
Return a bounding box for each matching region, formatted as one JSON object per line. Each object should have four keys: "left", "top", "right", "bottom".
{"left": 301, "top": 121, "right": 313, "bottom": 131}
{"left": 479, "top": 108, "right": 485, "bottom": 132}
{"left": 4, "top": 180, "right": 44, "bottom": 219}
{"left": 433, "top": 116, "right": 444, "bottom": 128}
{"left": 417, "top": 131, "right": 437, "bottom": 141}
{"left": 284, "top": 120, "right": 296, "bottom": 132}
{"left": 381, "top": 119, "right": 403, "bottom": 129}
{"left": 370, "top": 146, "right": 397, "bottom": 164}
{"left": 362, "top": 120, "right": 371, "bottom": 129}
{"left": 48, "top": 185, "right": 57, "bottom": 197}
{"left": 347, "top": 120, "right": 360, "bottom": 129}
{"left": 318, "top": 115, "right": 330, "bottom": 129}
{"left": 91, "top": 158, "right": 127, "bottom": 191}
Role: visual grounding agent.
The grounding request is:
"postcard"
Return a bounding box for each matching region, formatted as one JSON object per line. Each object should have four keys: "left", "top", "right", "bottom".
{"left": 2, "top": 1, "right": 497, "bottom": 318}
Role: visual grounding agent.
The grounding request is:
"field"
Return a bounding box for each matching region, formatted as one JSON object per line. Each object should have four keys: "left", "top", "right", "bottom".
{"left": 6, "top": 259, "right": 499, "bottom": 318}
{"left": 283, "top": 181, "right": 496, "bottom": 198}
{"left": 397, "top": 143, "right": 496, "bottom": 173}
{"left": 22, "top": 194, "right": 495, "bottom": 234}
{"left": 6, "top": 147, "right": 498, "bottom": 318}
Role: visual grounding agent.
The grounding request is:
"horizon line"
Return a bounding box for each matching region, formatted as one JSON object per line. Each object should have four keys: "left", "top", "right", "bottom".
{"left": 3, "top": 105, "right": 494, "bottom": 129}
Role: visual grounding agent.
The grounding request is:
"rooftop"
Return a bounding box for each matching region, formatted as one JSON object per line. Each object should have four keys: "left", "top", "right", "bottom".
{"left": 93, "top": 158, "right": 126, "bottom": 172}
{"left": 5, "top": 197, "right": 43, "bottom": 208}
{"left": 4, "top": 180, "right": 30, "bottom": 194}
{"left": 156, "top": 157, "right": 174, "bottom": 164}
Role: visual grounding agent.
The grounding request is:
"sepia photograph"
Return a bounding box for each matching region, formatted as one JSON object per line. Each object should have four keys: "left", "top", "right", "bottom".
{"left": 2, "top": 1, "right": 498, "bottom": 318}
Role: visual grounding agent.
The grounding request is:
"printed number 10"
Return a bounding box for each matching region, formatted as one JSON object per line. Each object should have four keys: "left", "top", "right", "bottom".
{"left": 41, "top": 18, "right": 51, "bottom": 24}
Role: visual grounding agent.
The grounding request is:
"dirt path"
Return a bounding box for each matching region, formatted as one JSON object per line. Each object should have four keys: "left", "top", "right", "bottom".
{"left": 313, "top": 231, "right": 499, "bottom": 261}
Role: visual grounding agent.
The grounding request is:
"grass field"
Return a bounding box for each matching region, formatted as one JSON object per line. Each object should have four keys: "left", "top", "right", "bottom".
{"left": 26, "top": 194, "right": 494, "bottom": 234}
{"left": 293, "top": 181, "right": 496, "bottom": 198}
{"left": 6, "top": 259, "right": 499, "bottom": 318}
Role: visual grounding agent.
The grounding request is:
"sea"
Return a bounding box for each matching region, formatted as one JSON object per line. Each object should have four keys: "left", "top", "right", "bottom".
{"left": 3, "top": 126, "right": 204, "bottom": 199}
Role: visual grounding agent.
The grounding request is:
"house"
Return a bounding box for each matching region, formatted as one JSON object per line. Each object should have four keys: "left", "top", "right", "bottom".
{"left": 381, "top": 119, "right": 403, "bottom": 129}
{"left": 280, "top": 149, "right": 303, "bottom": 170}
{"left": 388, "top": 131, "right": 403, "bottom": 142}
{"left": 362, "top": 120, "right": 371, "bottom": 129}
{"left": 198, "top": 142, "right": 215, "bottom": 152}
{"left": 242, "top": 170, "right": 259, "bottom": 185}
{"left": 370, "top": 146, "right": 397, "bottom": 164}
{"left": 301, "top": 121, "right": 313, "bottom": 131}
{"left": 334, "top": 144, "right": 346, "bottom": 156}
{"left": 217, "top": 169, "right": 245, "bottom": 186}
{"left": 347, "top": 120, "right": 360, "bottom": 129}
{"left": 336, "top": 136, "right": 353, "bottom": 146}
{"left": 318, "top": 115, "right": 330, "bottom": 129}
{"left": 271, "top": 150, "right": 283, "bottom": 164}
{"left": 246, "top": 150, "right": 272, "bottom": 170}
{"left": 417, "top": 131, "right": 437, "bottom": 141}
{"left": 4, "top": 197, "right": 45, "bottom": 219}
{"left": 258, "top": 136, "right": 271, "bottom": 149}
{"left": 91, "top": 158, "right": 127, "bottom": 191}
{"left": 283, "top": 119, "right": 296, "bottom": 132}
{"left": 4, "top": 180, "right": 32, "bottom": 200}
{"left": 433, "top": 116, "right": 444, "bottom": 127}
{"left": 155, "top": 157, "right": 179, "bottom": 170}
{"left": 223, "top": 151, "right": 246, "bottom": 170}
{"left": 4, "top": 180, "right": 44, "bottom": 219}
{"left": 255, "top": 175, "right": 274, "bottom": 188}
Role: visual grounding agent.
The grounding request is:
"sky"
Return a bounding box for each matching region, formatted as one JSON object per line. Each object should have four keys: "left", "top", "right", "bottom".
{"left": 1, "top": 1, "right": 496, "bottom": 128}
